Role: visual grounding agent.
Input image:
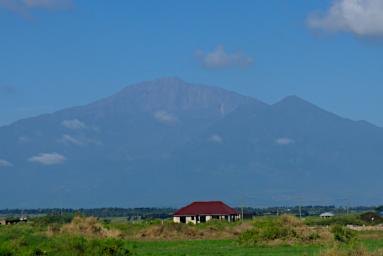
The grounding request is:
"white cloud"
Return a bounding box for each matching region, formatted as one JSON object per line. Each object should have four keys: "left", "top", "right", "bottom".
{"left": 275, "top": 138, "right": 295, "bottom": 145}
{"left": 208, "top": 134, "right": 223, "bottom": 143}
{"left": 307, "top": 0, "right": 383, "bottom": 37}
{"left": 154, "top": 111, "right": 177, "bottom": 124}
{"left": 196, "top": 45, "right": 253, "bottom": 69}
{"left": 62, "top": 119, "right": 86, "bottom": 130}
{"left": 28, "top": 152, "right": 66, "bottom": 165}
{"left": 59, "top": 134, "right": 83, "bottom": 145}
{"left": 0, "top": 159, "right": 13, "bottom": 168}
{"left": 59, "top": 134, "right": 101, "bottom": 146}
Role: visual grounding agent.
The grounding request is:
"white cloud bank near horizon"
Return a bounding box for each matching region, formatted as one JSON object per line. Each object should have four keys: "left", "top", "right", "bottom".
{"left": 196, "top": 45, "right": 253, "bottom": 69}
{"left": 308, "top": 0, "right": 383, "bottom": 37}
{"left": 28, "top": 152, "right": 66, "bottom": 165}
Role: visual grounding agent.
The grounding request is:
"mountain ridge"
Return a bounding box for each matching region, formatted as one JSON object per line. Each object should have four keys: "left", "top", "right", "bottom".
{"left": 0, "top": 78, "right": 382, "bottom": 208}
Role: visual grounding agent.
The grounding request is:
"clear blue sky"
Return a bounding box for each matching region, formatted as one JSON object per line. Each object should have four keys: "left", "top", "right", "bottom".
{"left": 1, "top": 0, "right": 383, "bottom": 126}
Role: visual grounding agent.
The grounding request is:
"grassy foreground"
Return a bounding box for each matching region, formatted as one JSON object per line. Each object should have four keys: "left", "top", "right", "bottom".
{"left": 1, "top": 214, "right": 383, "bottom": 255}
{"left": 131, "top": 240, "right": 322, "bottom": 256}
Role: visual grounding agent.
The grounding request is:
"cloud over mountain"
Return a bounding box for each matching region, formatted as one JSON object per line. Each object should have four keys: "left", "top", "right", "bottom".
{"left": 154, "top": 111, "right": 177, "bottom": 124}
{"left": 62, "top": 119, "right": 86, "bottom": 130}
{"left": 28, "top": 152, "right": 66, "bottom": 165}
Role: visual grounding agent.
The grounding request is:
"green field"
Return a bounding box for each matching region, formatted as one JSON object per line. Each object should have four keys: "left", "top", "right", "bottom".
{"left": 131, "top": 240, "right": 322, "bottom": 256}
{"left": 1, "top": 214, "right": 383, "bottom": 255}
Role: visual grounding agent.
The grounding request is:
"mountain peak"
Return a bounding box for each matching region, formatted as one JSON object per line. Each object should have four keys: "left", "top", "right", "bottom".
{"left": 275, "top": 95, "right": 310, "bottom": 105}
{"left": 272, "top": 95, "right": 321, "bottom": 110}
{"left": 87, "top": 77, "right": 260, "bottom": 116}
{"left": 137, "top": 76, "right": 188, "bottom": 87}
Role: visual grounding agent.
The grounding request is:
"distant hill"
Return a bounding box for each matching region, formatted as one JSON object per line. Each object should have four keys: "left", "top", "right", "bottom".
{"left": 0, "top": 77, "right": 382, "bottom": 208}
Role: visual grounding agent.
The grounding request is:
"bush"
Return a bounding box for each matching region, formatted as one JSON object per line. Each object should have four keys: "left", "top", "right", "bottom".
{"left": 32, "top": 213, "right": 74, "bottom": 227}
{"left": 0, "top": 247, "right": 13, "bottom": 256}
{"left": 305, "top": 215, "right": 365, "bottom": 226}
{"left": 360, "top": 212, "right": 383, "bottom": 224}
{"left": 239, "top": 215, "right": 326, "bottom": 245}
{"left": 330, "top": 225, "right": 356, "bottom": 244}
{"left": 97, "top": 239, "right": 133, "bottom": 256}
{"left": 238, "top": 229, "right": 260, "bottom": 246}
{"left": 31, "top": 248, "right": 47, "bottom": 256}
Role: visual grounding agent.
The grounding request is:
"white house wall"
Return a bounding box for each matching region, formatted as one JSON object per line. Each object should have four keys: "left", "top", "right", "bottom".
{"left": 173, "top": 215, "right": 240, "bottom": 224}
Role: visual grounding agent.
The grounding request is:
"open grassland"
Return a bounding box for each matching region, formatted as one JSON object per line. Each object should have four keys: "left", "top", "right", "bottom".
{"left": 1, "top": 214, "right": 383, "bottom": 255}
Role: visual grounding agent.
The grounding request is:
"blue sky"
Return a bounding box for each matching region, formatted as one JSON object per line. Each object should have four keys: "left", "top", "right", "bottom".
{"left": 1, "top": 0, "right": 383, "bottom": 126}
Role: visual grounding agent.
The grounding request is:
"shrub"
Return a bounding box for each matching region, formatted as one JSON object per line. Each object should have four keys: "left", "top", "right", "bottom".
{"left": 32, "top": 213, "right": 74, "bottom": 227}
{"left": 67, "top": 236, "right": 87, "bottom": 254}
{"left": 238, "top": 229, "right": 260, "bottom": 246}
{"left": 0, "top": 247, "right": 13, "bottom": 256}
{"left": 61, "top": 216, "right": 121, "bottom": 238}
{"left": 360, "top": 212, "right": 383, "bottom": 224}
{"left": 31, "top": 248, "right": 47, "bottom": 256}
{"left": 330, "top": 225, "right": 356, "bottom": 244}
{"left": 239, "top": 215, "right": 327, "bottom": 245}
{"left": 97, "top": 239, "right": 133, "bottom": 256}
{"left": 305, "top": 215, "right": 365, "bottom": 226}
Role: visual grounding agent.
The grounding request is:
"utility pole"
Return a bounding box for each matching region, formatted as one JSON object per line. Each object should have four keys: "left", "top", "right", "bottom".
{"left": 299, "top": 205, "right": 302, "bottom": 219}
{"left": 239, "top": 195, "right": 256, "bottom": 222}
{"left": 241, "top": 195, "right": 245, "bottom": 222}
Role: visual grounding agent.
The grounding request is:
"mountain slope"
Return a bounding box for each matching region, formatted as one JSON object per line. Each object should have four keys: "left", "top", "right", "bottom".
{"left": 168, "top": 95, "right": 383, "bottom": 205}
{"left": 0, "top": 78, "right": 382, "bottom": 208}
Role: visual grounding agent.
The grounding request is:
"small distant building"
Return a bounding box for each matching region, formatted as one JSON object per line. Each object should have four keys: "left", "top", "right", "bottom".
{"left": 320, "top": 212, "right": 335, "bottom": 218}
{"left": 173, "top": 201, "right": 241, "bottom": 224}
{"left": 0, "top": 217, "right": 28, "bottom": 225}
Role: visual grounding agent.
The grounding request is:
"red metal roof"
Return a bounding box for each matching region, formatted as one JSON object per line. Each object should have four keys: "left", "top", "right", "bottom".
{"left": 174, "top": 201, "right": 240, "bottom": 216}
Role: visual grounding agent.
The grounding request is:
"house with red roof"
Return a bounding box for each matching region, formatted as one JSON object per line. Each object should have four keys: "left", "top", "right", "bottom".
{"left": 173, "top": 201, "right": 241, "bottom": 224}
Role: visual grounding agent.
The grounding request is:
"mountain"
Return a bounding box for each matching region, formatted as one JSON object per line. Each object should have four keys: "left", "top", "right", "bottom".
{"left": 0, "top": 78, "right": 382, "bottom": 208}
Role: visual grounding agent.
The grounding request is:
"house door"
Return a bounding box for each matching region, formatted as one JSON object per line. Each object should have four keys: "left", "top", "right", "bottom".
{"left": 180, "top": 216, "right": 186, "bottom": 223}
{"left": 199, "top": 216, "right": 206, "bottom": 223}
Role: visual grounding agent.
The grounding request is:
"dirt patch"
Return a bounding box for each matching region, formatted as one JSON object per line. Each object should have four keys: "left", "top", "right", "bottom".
{"left": 347, "top": 225, "right": 383, "bottom": 231}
